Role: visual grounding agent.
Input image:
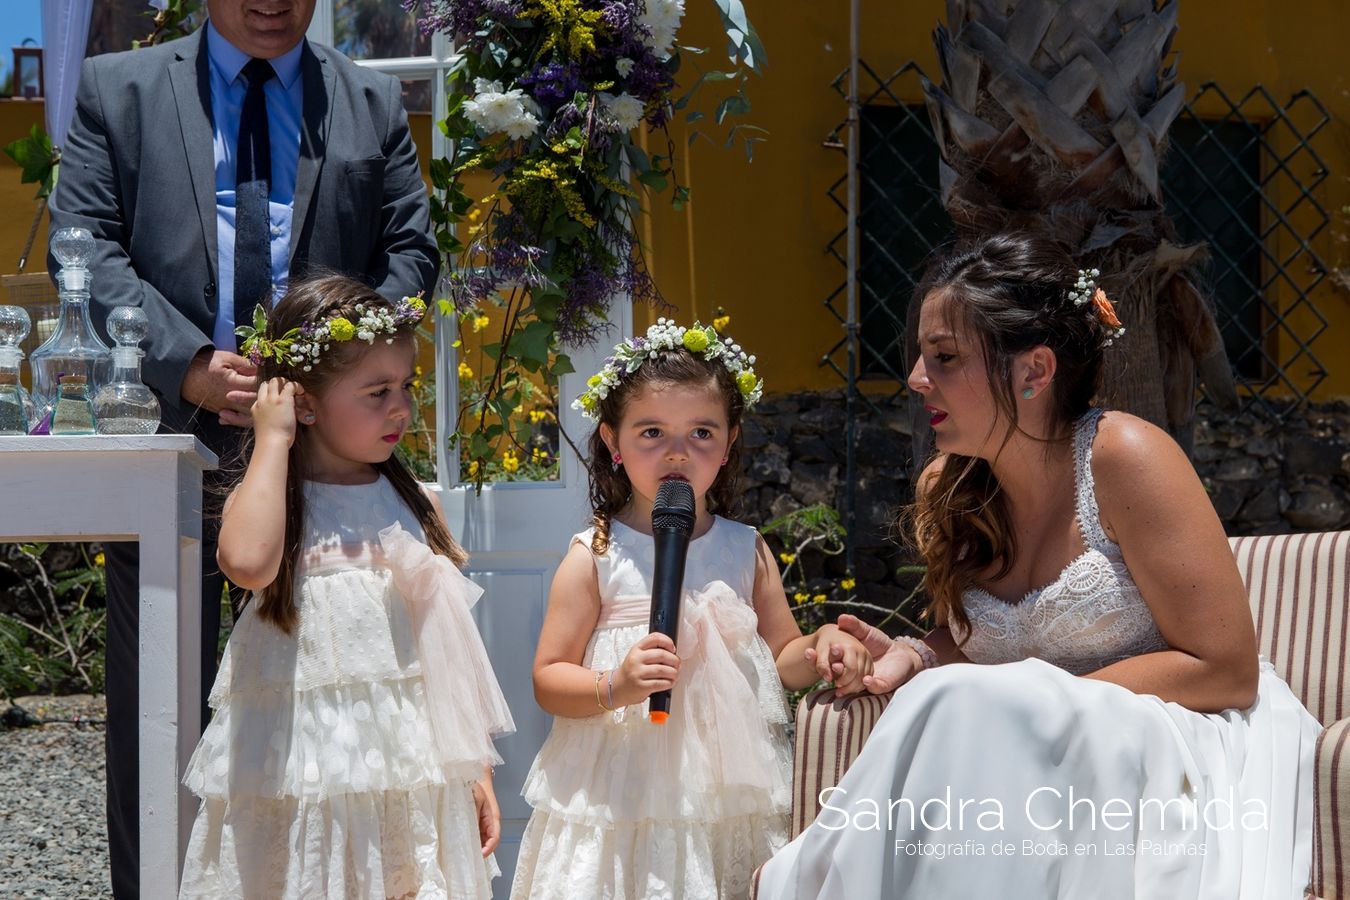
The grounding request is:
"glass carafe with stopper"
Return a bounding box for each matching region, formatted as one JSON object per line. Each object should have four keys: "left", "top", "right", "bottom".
{"left": 0, "top": 305, "right": 34, "bottom": 434}
{"left": 52, "top": 374, "right": 97, "bottom": 434}
{"left": 94, "top": 306, "right": 160, "bottom": 434}
{"left": 29, "top": 227, "right": 112, "bottom": 433}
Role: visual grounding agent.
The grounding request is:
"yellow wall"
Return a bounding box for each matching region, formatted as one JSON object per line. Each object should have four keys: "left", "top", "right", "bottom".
{"left": 0, "top": 99, "right": 50, "bottom": 280}
{"left": 639, "top": 1, "right": 1350, "bottom": 399}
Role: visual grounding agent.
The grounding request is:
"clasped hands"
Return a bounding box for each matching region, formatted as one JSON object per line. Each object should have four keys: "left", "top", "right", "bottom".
{"left": 804, "top": 614, "right": 928, "bottom": 697}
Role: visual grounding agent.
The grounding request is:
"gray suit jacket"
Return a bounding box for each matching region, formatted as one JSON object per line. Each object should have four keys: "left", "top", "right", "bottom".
{"left": 48, "top": 29, "right": 438, "bottom": 434}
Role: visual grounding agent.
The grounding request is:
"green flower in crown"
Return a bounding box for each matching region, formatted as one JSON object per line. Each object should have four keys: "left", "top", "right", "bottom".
{"left": 573, "top": 317, "right": 763, "bottom": 421}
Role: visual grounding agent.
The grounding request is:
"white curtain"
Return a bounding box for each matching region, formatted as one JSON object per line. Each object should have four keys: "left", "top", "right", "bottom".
{"left": 41, "top": 0, "right": 94, "bottom": 148}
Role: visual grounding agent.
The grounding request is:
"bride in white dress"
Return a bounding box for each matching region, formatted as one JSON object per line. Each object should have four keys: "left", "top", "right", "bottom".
{"left": 756, "top": 232, "right": 1321, "bottom": 899}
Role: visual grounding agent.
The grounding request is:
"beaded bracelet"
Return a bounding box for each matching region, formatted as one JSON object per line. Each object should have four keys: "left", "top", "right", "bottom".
{"left": 897, "top": 635, "right": 938, "bottom": 670}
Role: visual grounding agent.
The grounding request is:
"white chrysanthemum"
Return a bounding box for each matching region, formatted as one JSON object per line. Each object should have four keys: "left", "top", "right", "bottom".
{"left": 502, "top": 110, "right": 541, "bottom": 140}
{"left": 639, "top": 0, "right": 685, "bottom": 60}
{"left": 616, "top": 57, "right": 636, "bottom": 78}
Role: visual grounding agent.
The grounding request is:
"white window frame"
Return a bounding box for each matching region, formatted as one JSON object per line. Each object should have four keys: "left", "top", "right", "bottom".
{"left": 308, "top": 5, "right": 463, "bottom": 490}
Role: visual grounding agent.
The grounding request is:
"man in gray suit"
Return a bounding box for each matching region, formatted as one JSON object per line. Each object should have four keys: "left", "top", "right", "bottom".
{"left": 48, "top": 2, "right": 437, "bottom": 894}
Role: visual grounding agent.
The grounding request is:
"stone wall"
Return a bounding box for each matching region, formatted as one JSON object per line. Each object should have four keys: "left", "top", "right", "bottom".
{"left": 738, "top": 392, "right": 1350, "bottom": 610}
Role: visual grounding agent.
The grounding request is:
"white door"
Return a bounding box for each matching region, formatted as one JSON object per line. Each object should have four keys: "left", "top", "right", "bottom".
{"left": 436, "top": 301, "right": 632, "bottom": 891}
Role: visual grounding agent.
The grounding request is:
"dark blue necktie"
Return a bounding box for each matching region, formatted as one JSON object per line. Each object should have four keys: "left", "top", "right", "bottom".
{"left": 234, "top": 57, "right": 276, "bottom": 346}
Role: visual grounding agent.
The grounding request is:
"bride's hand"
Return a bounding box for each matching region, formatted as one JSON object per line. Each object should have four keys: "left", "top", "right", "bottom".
{"left": 835, "top": 614, "right": 922, "bottom": 694}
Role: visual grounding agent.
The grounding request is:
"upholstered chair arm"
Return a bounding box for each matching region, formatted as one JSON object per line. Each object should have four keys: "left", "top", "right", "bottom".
{"left": 1312, "top": 717, "right": 1349, "bottom": 900}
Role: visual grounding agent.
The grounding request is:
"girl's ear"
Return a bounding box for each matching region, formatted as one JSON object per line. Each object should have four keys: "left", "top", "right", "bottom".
{"left": 599, "top": 422, "right": 618, "bottom": 456}
{"left": 294, "top": 391, "right": 314, "bottom": 424}
{"left": 728, "top": 423, "right": 740, "bottom": 448}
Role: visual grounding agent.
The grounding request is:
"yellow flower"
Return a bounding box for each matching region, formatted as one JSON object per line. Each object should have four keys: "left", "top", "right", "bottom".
{"left": 502, "top": 452, "right": 520, "bottom": 473}
{"left": 458, "top": 361, "right": 474, "bottom": 381}
{"left": 529, "top": 409, "right": 548, "bottom": 424}
{"left": 513, "top": 405, "right": 524, "bottom": 415}
{"left": 737, "top": 370, "right": 758, "bottom": 394}
{"left": 415, "top": 365, "right": 424, "bottom": 377}
{"left": 713, "top": 314, "right": 731, "bottom": 332}
{"left": 779, "top": 552, "right": 795, "bottom": 565}
{"left": 472, "top": 314, "right": 491, "bottom": 333}
{"left": 468, "top": 459, "right": 480, "bottom": 477}
{"left": 587, "top": 374, "right": 603, "bottom": 388}
{"left": 466, "top": 207, "right": 483, "bottom": 223}
{"left": 840, "top": 577, "right": 856, "bottom": 591}
{"left": 812, "top": 593, "right": 827, "bottom": 605}
{"left": 328, "top": 317, "right": 356, "bottom": 341}
{"left": 532, "top": 447, "right": 548, "bottom": 461}
{"left": 405, "top": 295, "right": 427, "bottom": 315}
{"left": 93, "top": 552, "right": 105, "bottom": 568}
{"left": 793, "top": 592, "right": 809, "bottom": 605}
{"left": 682, "top": 328, "right": 710, "bottom": 353}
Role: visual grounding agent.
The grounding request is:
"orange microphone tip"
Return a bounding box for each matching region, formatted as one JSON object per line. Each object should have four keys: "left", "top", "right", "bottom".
{"left": 649, "top": 710, "right": 669, "bottom": 725}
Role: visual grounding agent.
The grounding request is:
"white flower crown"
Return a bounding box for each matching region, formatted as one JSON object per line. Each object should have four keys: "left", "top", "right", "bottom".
{"left": 237, "top": 295, "right": 427, "bottom": 372}
{"left": 573, "top": 318, "right": 763, "bottom": 420}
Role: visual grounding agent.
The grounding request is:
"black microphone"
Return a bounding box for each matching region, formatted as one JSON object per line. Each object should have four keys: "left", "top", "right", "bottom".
{"left": 648, "top": 478, "right": 696, "bottom": 724}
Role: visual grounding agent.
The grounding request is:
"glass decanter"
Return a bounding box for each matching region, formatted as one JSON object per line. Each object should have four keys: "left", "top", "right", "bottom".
{"left": 29, "top": 227, "right": 112, "bottom": 433}
{"left": 51, "top": 374, "right": 97, "bottom": 434}
{"left": 0, "top": 305, "right": 34, "bottom": 435}
{"left": 94, "top": 306, "right": 161, "bottom": 434}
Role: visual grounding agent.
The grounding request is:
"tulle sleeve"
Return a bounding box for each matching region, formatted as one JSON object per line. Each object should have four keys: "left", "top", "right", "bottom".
{"left": 379, "top": 523, "right": 515, "bottom": 778}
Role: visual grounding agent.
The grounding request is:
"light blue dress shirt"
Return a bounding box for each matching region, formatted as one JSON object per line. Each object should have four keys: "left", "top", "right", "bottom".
{"left": 205, "top": 22, "right": 304, "bottom": 350}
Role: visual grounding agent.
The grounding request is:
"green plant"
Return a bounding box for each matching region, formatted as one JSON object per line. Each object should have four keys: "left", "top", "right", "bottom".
{"left": 760, "top": 504, "right": 927, "bottom": 635}
{"left": 0, "top": 543, "right": 107, "bottom": 699}
{"left": 411, "top": 0, "right": 765, "bottom": 489}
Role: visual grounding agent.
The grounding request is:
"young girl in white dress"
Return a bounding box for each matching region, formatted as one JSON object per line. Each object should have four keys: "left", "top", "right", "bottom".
{"left": 509, "top": 321, "right": 874, "bottom": 900}
{"left": 179, "top": 276, "right": 514, "bottom": 899}
{"left": 755, "top": 233, "right": 1321, "bottom": 899}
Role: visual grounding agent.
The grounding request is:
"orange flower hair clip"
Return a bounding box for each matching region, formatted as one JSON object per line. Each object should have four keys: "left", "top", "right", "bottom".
{"left": 1068, "top": 268, "right": 1126, "bottom": 347}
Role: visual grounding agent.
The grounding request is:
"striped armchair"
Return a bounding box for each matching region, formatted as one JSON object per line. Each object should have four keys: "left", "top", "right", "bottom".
{"left": 778, "top": 532, "right": 1349, "bottom": 900}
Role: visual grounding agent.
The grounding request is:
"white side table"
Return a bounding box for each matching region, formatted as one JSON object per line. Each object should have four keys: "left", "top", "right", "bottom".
{"left": 0, "top": 435, "right": 217, "bottom": 898}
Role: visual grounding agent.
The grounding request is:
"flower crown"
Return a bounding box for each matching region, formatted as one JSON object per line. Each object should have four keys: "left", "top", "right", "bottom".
{"left": 1067, "top": 268, "right": 1126, "bottom": 347}
{"left": 236, "top": 294, "right": 427, "bottom": 372}
{"left": 573, "top": 318, "right": 764, "bottom": 420}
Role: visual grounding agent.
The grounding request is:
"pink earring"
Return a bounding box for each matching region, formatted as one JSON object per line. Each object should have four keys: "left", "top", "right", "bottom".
{"left": 611, "top": 452, "right": 622, "bottom": 472}
{"left": 721, "top": 456, "right": 728, "bottom": 466}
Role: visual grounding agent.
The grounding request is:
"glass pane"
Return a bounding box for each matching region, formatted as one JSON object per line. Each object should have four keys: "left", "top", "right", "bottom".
{"left": 334, "top": 0, "right": 431, "bottom": 60}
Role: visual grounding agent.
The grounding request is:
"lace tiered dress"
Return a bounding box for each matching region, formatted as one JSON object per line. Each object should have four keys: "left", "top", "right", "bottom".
{"left": 510, "top": 517, "right": 792, "bottom": 900}
{"left": 179, "top": 477, "right": 513, "bottom": 900}
{"left": 756, "top": 409, "right": 1322, "bottom": 900}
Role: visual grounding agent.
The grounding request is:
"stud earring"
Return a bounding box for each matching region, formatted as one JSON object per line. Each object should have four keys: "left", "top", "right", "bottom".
{"left": 611, "top": 452, "right": 622, "bottom": 472}
{"left": 1021, "top": 387, "right": 1034, "bottom": 400}
{"left": 303, "top": 413, "right": 316, "bottom": 423}
{"left": 721, "top": 456, "right": 728, "bottom": 466}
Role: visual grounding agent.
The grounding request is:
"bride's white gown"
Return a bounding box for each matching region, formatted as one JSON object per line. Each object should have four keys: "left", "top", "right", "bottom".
{"left": 756, "top": 410, "right": 1321, "bottom": 899}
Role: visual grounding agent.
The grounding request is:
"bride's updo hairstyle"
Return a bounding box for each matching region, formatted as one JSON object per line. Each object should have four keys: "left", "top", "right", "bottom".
{"left": 905, "top": 232, "right": 1119, "bottom": 639}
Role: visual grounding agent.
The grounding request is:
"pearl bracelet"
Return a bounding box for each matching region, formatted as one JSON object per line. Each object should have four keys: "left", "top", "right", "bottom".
{"left": 896, "top": 635, "right": 938, "bottom": 670}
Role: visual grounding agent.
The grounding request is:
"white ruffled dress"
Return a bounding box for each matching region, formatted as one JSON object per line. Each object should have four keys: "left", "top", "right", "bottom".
{"left": 179, "top": 477, "right": 514, "bottom": 899}
{"left": 510, "top": 517, "right": 793, "bottom": 900}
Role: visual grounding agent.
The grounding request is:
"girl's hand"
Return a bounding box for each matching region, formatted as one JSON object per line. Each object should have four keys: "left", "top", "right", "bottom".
{"left": 835, "top": 613, "right": 922, "bottom": 694}
{"left": 472, "top": 774, "right": 501, "bottom": 857}
{"left": 251, "top": 377, "right": 304, "bottom": 448}
{"left": 611, "top": 632, "right": 681, "bottom": 707}
{"left": 803, "top": 623, "right": 874, "bottom": 695}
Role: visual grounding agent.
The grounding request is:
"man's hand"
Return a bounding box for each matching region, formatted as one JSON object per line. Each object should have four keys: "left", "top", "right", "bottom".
{"left": 181, "top": 349, "right": 258, "bottom": 426}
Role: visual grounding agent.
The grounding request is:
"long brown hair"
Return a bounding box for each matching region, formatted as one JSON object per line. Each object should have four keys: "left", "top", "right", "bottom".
{"left": 903, "top": 233, "right": 1111, "bottom": 638}
{"left": 237, "top": 275, "right": 467, "bottom": 633}
{"left": 585, "top": 345, "right": 747, "bottom": 554}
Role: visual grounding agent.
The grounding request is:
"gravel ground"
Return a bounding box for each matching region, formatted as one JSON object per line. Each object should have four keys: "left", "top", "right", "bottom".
{"left": 0, "top": 695, "right": 111, "bottom": 898}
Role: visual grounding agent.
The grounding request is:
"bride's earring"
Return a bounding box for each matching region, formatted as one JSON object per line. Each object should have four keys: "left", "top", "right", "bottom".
{"left": 303, "top": 413, "right": 316, "bottom": 424}
{"left": 611, "top": 452, "right": 622, "bottom": 472}
{"left": 1021, "top": 387, "right": 1034, "bottom": 400}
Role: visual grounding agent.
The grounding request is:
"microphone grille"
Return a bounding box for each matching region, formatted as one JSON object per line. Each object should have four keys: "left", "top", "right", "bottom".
{"left": 653, "top": 479, "right": 696, "bottom": 533}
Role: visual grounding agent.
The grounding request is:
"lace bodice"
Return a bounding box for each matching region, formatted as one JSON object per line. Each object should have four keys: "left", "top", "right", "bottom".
{"left": 952, "top": 409, "right": 1169, "bottom": 674}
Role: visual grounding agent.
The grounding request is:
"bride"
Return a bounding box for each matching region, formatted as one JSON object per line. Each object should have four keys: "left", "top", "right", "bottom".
{"left": 756, "top": 232, "right": 1320, "bottom": 899}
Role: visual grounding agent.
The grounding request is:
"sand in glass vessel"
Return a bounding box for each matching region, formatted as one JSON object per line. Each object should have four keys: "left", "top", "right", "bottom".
{"left": 30, "top": 227, "right": 112, "bottom": 432}
{"left": 0, "top": 305, "right": 35, "bottom": 434}
{"left": 94, "top": 306, "right": 161, "bottom": 434}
